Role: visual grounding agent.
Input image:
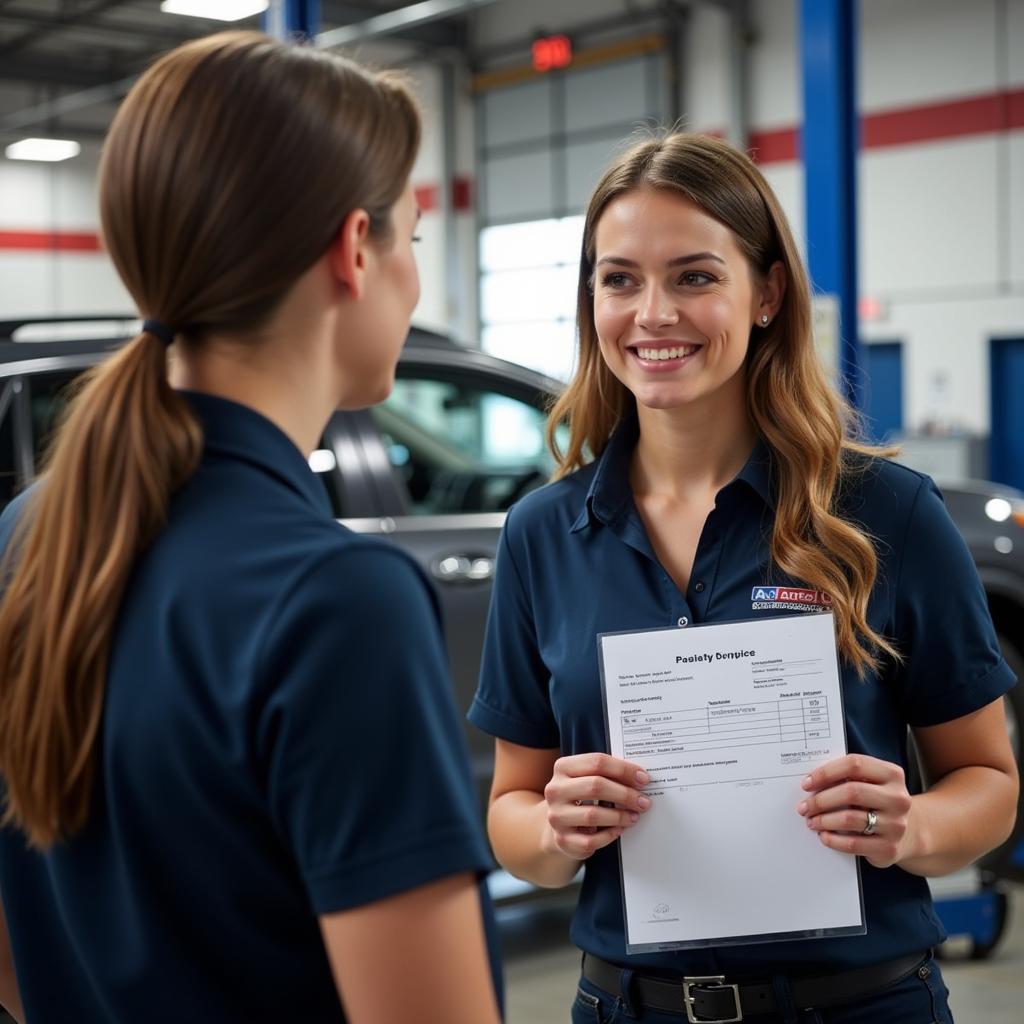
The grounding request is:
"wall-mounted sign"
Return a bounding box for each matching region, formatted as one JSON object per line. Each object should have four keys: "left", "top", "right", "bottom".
{"left": 532, "top": 34, "right": 573, "bottom": 72}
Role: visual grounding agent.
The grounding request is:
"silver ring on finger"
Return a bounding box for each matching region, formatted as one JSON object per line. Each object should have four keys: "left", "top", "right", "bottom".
{"left": 861, "top": 809, "right": 878, "bottom": 836}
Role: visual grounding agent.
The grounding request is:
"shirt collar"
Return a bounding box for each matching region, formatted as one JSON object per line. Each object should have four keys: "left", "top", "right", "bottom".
{"left": 570, "top": 415, "right": 775, "bottom": 533}
{"left": 734, "top": 436, "right": 774, "bottom": 507}
{"left": 570, "top": 415, "right": 639, "bottom": 533}
{"left": 181, "top": 390, "right": 332, "bottom": 518}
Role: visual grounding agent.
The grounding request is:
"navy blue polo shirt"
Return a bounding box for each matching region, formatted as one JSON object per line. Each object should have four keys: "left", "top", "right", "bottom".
{"left": 470, "top": 414, "right": 1016, "bottom": 975}
{"left": 0, "top": 391, "right": 500, "bottom": 1023}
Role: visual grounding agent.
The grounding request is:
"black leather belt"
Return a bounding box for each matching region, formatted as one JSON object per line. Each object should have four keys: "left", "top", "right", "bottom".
{"left": 583, "top": 950, "right": 929, "bottom": 1022}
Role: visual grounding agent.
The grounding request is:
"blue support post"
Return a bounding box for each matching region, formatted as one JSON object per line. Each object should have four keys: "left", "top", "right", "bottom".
{"left": 263, "top": 0, "right": 320, "bottom": 43}
{"left": 800, "top": 0, "right": 861, "bottom": 410}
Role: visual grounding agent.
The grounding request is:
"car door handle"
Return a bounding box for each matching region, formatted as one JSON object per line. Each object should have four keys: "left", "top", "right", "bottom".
{"left": 430, "top": 554, "right": 495, "bottom": 583}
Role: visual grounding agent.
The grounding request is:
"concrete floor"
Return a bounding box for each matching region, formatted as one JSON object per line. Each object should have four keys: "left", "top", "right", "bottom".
{"left": 500, "top": 881, "right": 1024, "bottom": 1023}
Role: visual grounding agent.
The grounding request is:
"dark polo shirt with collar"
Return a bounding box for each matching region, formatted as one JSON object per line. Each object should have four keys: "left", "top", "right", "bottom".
{"left": 0, "top": 391, "right": 499, "bottom": 1023}
{"left": 470, "top": 415, "right": 1015, "bottom": 975}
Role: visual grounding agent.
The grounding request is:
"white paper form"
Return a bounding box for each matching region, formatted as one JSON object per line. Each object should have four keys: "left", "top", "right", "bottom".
{"left": 599, "top": 612, "right": 865, "bottom": 952}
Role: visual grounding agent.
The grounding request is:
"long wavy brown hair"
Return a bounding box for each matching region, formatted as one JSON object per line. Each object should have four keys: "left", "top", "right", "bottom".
{"left": 548, "top": 132, "right": 898, "bottom": 677}
{"left": 0, "top": 32, "right": 420, "bottom": 848}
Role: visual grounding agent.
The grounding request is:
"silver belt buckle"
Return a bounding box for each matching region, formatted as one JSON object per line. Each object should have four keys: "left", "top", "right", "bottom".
{"left": 682, "top": 975, "right": 743, "bottom": 1023}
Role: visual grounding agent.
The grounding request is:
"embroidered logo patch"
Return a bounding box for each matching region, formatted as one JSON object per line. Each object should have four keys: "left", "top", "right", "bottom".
{"left": 750, "top": 586, "right": 832, "bottom": 612}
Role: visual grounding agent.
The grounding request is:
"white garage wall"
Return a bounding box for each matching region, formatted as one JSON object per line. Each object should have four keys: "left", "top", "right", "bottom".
{"left": 853, "top": 0, "right": 1023, "bottom": 435}
{"left": 0, "top": 144, "right": 132, "bottom": 316}
{"left": 0, "top": 57, "right": 460, "bottom": 333}
{"left": 859, "top": 0, "right": 1000, "bottom": 108}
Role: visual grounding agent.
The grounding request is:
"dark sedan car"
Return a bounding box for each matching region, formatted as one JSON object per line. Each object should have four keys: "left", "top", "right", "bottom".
{"left": 2, "top": 317, "right": 1022, "bottom": 879}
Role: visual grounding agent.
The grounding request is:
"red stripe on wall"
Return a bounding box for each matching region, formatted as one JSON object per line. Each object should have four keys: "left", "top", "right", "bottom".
{"left": 414, "top": 176, "right": 473, "bottom": 214}
{"left": 748, "top": 127, "right": 799, "bottom": 164}
{"left": 1008, "top": 88, "right": 1024, "bottom": 130}
{"left": 414, "top": 183, "right": 438, "bottom": 212}
{"left": 0, "top": 180, "right": 475, "bottom": 251}
{"left": 0, "top": 229, "right": 101, "bottom": 251}
{"left": 862, "top": 92, "right": 1004, "bottom": 148}
{"left": 748, "top": 87, "right": 1024, "bottom": 165}
{"left": 1, "top": 90, "right": 1022, "bottom": 249}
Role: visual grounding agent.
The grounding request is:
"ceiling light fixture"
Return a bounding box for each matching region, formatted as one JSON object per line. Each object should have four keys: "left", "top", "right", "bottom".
{"left": 160, "top": 1, "right": 269, "bottom": 21}
{"left": 4, "top": 138, "right": 81, "bottom": 162}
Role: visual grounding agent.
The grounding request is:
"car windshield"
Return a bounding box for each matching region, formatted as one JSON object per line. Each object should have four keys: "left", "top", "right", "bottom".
{"left": 372, "top": 377, "right": 562, "bottom": 515}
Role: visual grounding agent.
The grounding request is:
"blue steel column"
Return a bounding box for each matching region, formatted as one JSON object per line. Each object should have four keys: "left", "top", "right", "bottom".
{"left": 263, "top": 0, "right": 320, "bottom": 42}
{"left": 800, "top": 0, "right": 861, "bottom": 410}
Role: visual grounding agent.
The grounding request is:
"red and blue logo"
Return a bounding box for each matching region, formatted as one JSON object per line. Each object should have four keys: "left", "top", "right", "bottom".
{"left": 750, "top": 586, "right": 832, "bottom": 611}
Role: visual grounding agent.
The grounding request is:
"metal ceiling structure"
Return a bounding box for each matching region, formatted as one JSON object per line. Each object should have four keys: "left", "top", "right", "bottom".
{"left": 0, "top": 0, "right": 476, "bottom": 140}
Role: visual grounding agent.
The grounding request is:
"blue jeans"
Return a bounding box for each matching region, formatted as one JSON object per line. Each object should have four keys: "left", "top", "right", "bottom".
{"left": 570, "top": 955, "right": 954, "bottom": 1024}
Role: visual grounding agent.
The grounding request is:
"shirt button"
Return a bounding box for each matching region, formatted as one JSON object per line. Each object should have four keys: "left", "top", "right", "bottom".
{"left": 677, "top": 616, "right": 689, "bottom": 627}
{"left": 694, "top": 581, "right": 705, "bottom": 593}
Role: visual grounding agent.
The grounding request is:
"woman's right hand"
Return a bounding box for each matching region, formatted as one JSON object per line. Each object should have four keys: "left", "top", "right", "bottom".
{"left": 542, "top": 753, "right": 652, "bottom": 860}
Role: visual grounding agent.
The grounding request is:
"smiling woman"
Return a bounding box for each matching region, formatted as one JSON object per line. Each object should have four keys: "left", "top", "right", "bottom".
{"left": 551, "top": 134, "right": 895, "bottom": 676}
{"left": 591, "top": 189, "right": 784, "bottom": 417}
{"left": 472, "top": 132, "right": 1018, "bottom": 1024}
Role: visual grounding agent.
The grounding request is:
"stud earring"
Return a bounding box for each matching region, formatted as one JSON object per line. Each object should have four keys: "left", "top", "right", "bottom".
{"left": 761, "top": 314, "right": 769, "bottom": 326}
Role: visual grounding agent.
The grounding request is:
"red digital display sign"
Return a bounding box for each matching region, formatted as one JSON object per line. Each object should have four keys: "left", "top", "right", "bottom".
{"left": 532, "top": 34, "right": 573, "bottom": 72}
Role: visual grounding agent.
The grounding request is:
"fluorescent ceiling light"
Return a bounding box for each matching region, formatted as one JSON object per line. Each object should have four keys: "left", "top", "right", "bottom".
{"left": 5, "top": 138, "right": 81, "bottom": 162}
{"left": 160, "top": 1, "right": 269, "bottom": 21}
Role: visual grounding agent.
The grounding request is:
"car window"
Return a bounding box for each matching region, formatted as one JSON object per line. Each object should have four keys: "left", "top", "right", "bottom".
{"left": 372, "top": 377, "right": 561, "bottom": 514}
{"left": 30, "top": 370, "right": 80, "bottom": 457}
{"left": 0, "top": 380, "right": 19, "bottom": 509}
{"left": 0, "top": 369, "right": 81, "bottom": 510}
{"left": 0, "top": 367, "right": 344, "bottom": 515}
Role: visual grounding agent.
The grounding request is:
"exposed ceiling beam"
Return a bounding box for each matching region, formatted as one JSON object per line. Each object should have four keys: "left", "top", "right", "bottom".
{"left": 369, "top": 17, "right": 465, "bottom": 48}
{"left": 0, "top": 56, "right": 123, "bottom": 89}
{"left": 0, "top": 120, "right": 110, "bottom": 143}
{"left": 322, "top": 1, "right": 404, "bottom": 18}
{"left": 0, "top": 8, "right": 199, "bottom": 50}
{"left": 317, "top": 0, "right": 500, "bottom": 49}
{"left": 1, "top": 4, "right": 463, "bottom": 50}
{"left": 0, "top": 75, "right": 135, "bottom": 131}
{"left": 0, "top": 0, "right": 128, "bottom": 59}
{"left": 0, "top": 0, "right": 490, "bottom": 132}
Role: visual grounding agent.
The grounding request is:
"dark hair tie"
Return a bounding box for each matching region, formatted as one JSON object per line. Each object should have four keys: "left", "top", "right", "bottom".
{"left": 142, "top": 319, "right": 176, "bottom": 346}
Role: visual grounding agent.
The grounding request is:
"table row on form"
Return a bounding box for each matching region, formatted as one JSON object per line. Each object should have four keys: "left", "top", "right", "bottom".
{"left": 621, "top": 698, "right": 832, "bottom": 756}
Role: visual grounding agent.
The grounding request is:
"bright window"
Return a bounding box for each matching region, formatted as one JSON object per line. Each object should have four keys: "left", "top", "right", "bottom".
{"left": 478, "top": 215, "right": 584, "bottom": 382}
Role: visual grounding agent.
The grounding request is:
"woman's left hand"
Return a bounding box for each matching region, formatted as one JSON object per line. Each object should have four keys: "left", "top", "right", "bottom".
{"left": 797, "top": 754, "right": 914, "bottom": 869}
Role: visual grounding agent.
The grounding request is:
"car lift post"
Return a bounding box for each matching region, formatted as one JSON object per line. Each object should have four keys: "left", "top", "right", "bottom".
{"left": 800, "top": 0, "right": 1008, "bottom": 957}
{"left": 800, "top": 0, "right": 862, "bottom": 410}
{"left": 263, "top": 0, "right": 320, "bottom": 43}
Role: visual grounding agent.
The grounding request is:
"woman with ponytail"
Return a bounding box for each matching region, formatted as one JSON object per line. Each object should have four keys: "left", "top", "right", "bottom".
{"left": 470, "top": 133, "right": 1017, "bottom": 1022}
{"left": 0, "top": 32, "right": 500, "bottom": 1024}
